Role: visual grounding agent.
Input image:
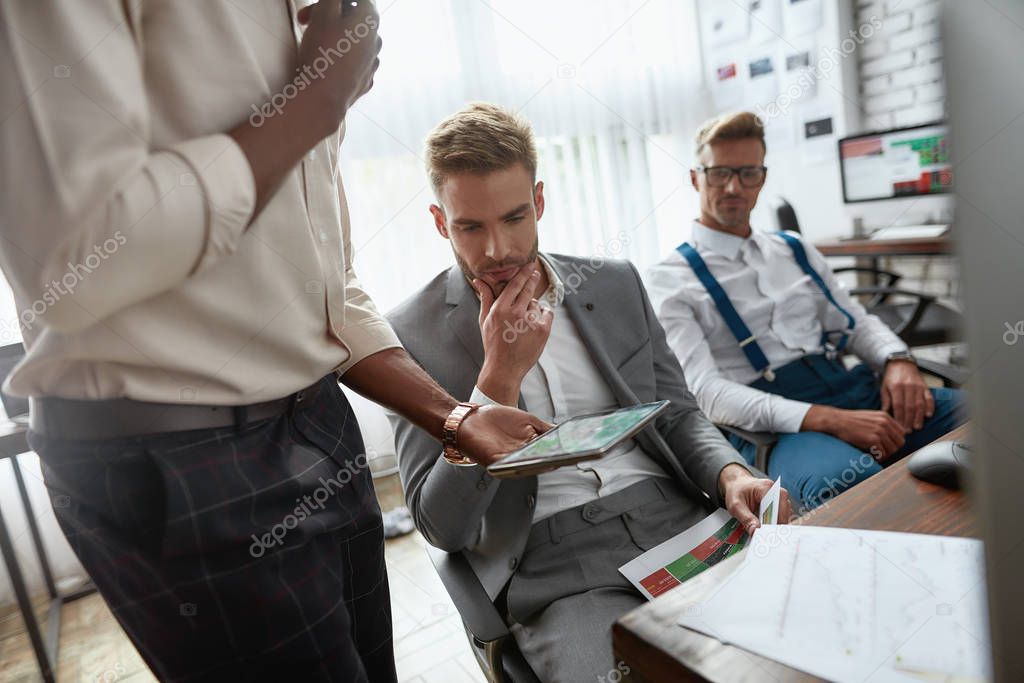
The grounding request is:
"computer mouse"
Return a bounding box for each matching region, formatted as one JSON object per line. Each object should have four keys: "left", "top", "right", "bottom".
{"left": 907, "top": 440, "right": 971, "bottom": 490}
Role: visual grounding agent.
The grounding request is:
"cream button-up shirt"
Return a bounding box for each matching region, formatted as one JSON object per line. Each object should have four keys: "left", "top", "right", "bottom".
{"left": 0, "top": 1, "right": 401, "bottom": 403}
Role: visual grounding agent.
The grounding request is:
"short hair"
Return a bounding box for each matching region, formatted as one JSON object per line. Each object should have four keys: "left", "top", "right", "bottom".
{"left": 694, "top": 111, "right": 766, "bottom": 159}
{"left": 424, "top": 102, "right": 538, "bottom": 197}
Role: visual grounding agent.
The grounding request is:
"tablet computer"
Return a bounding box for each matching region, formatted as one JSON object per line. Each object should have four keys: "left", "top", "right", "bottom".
{"left": 486, "top": 400, "right": 669, "bottom": 479}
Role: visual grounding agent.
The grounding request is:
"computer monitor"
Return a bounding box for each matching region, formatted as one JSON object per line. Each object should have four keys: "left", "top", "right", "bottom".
{"left": 838, "top": 122, "right": 952, "bottom": 203}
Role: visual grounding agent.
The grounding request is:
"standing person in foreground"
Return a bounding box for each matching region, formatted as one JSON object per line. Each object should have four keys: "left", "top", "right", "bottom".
{"left": 646, "top": 111, "right": 965, "bottom": 511}
{"left": 0, "top": 3, "right": 545, "bottom": 681}
{"left": 386, "top": 103, "right": 790, "bottom": 683}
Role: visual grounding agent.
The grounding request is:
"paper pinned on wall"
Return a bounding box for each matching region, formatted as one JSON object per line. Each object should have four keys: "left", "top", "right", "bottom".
{"left": 782, "top": 0, "right": 823, "bottom": 37}
{"left": 709, "top": 48, "right": 745, "bottom": 110}
{"left": 748, "top": 0, "right": 784, "bottom": 45}
{"left": 781, "top": 37, "right": 818, "bottom": 101}
{"left": 800, "top": 107, "right": 836, "bottom": 164}
{"left": 702, "top": 1, "right": 749, "bottom": 47}
{"left": 745, "top": 52, "right": 780, "bottom": 108}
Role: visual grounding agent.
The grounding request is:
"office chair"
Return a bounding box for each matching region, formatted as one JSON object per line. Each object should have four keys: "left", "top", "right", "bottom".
{"left": 771, "top": 196, "right": 801, "bottom": 234}
{"left": 765, "top": 196, "right": 960, "bottom": 347}
{"left": 718, "top": 424, "right": 777, "bottom": 474}
{"left": 425, "top": 544, "right": 540, "bottom": 683}
{"left": 836, "top": 266, "right": 965, "bottom": 349}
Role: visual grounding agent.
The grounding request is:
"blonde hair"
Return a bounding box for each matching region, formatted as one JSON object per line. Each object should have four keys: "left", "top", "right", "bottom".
{"left": 425, "top": 102, "right": 538, "bottom": 196}
{"left": 694, "top": 111, "right": 766, "bottom": 159}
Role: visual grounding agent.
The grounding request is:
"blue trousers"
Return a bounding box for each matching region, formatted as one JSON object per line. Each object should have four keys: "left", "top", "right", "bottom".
{"left": 727, "top": 355, "right": 966, "bottom": 511}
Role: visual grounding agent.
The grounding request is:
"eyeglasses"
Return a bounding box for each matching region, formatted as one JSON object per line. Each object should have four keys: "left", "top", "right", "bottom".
{"left": 695, "top": 165, "right": 767, "bottom": 188}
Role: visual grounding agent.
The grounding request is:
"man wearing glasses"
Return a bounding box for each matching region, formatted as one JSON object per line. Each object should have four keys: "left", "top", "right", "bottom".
{"left": 647, "top": 112, "right": 964, "bottom": 511}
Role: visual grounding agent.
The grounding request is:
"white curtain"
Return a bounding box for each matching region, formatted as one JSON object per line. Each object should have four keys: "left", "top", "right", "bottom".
{"left": 342, "top": 0, "right": 713, "bottom": 312}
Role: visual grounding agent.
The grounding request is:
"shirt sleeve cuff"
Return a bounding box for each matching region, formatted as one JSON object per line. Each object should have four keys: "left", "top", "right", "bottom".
{"left": 771, "top": 396, "right": 814, "bottom": 433}
{"left": 868, "top": 340, "right": 911, "bottom": 373}
{"left": 469, "top": 386, "right": 501, "bottom": 406}
{"left": 166, "top": 133, "right": 256, "bottom": 273}
{"left": 333, "top": 319, "right": 403, "bottom": 375}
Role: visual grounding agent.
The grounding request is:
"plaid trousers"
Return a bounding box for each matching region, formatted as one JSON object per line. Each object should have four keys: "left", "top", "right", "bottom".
{"left": 28, "top": 375, "right": 397, "bottom": 682}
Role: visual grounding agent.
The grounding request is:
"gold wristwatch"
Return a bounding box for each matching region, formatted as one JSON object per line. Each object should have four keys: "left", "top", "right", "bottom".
{"left": 442, "top": 402, "right": 480, "bottom": 466}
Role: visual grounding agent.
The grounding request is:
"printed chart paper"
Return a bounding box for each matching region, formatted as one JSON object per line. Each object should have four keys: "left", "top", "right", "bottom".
{"left": 759, "top": 477, "right": 782, "bottom": 524}
{"left": 619, "top": 509, "right": 750, "bottom": 600}
{"left": 677, "top": 526, "right": 991, "bottom": 682}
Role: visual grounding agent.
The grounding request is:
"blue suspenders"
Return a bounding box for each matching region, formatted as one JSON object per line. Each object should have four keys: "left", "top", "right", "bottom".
{"left": 676, "top": 242, "right": 776, "bottom": 381}
{"left": 676, "top": 232, "right": 856, "bottom": 381}
{"left": 775, "top": 232, "right": 855, "bottom": 354}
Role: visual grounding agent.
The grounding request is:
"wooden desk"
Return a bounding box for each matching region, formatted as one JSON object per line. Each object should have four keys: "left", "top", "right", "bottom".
{"left": 814, "top": 235, "right": 951, "bottom": 259}
{"left": 613, "top": 424, "right": 972, "bottom": 683}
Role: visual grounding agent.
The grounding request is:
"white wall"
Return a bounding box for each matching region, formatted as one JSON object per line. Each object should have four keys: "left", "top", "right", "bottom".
{"left": 695, "top": 0, "right": 862, "bottom": 242}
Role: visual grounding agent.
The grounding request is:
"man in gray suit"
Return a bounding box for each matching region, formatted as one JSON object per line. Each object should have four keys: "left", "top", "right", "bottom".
{"left": 387, "top": 103, "right": 790, "bottom": 682}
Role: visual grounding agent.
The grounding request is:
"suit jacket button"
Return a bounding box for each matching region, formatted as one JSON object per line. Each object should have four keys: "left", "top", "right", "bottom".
{"left": 509, "top": 557, "right": 518, "bottom": 570}
{"left": 476, "top": 480, "right": 488, "bottom": 491}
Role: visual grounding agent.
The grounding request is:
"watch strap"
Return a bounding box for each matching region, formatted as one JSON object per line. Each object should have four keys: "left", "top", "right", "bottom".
{"left": 442, "top": 402, "right": 480, "bottom": 466}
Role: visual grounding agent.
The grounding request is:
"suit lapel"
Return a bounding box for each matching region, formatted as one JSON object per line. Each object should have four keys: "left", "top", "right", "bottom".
{"left": 445, "top": 267, "right": 485, "bottom": 370}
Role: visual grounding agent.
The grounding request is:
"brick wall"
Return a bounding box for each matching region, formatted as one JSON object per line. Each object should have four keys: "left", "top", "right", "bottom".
{"left": 856, "top": 0, "right": 945, "bottom": 130}
{"left": 847, "top": 0, "right": 959, "bottom": 305}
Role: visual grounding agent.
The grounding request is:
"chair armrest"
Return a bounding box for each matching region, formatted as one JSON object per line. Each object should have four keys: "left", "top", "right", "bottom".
{"left": 835, "top": 264, "right": 901, "bottom": 286}
{"left": 849, "top": 286, "right": 935, "bottom": 339}
{"left": 834, "top": 266, "right": 902, "bottom": 306}
{"left": 425, "top": 543, "right": 510, "bottom": 644}
{"left": 717, "top": 424, "right": 778, "bottom": 475}
{"left": 916, "top": 358, "right": 968, "bottom": 388}
{"left": 718, "top": 423, "right": 777, "bottom": 448}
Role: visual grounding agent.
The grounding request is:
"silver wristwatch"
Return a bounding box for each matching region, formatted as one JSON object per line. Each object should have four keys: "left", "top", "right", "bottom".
{"left": 884, "top": 350, "right": 917, "bottom": 367}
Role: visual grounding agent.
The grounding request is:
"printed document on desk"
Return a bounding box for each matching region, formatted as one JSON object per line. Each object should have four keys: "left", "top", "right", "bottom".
{"left": 676, "top": 525, "right": 991, "bottom": 682}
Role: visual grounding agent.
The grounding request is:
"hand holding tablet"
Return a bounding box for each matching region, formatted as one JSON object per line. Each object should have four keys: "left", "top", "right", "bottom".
{"left": 486, "top": 401, "right": 670, "bottom": 479}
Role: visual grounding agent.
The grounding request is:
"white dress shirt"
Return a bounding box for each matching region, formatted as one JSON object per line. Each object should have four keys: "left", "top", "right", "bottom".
{"left": 646, "top": 222, "right": 907, "bottom": 434}
{"left": 470, "top": 255, "right": 670, "bottom": 522}
{"left": 0, "top": 1, "right": 401, "bottom": 403}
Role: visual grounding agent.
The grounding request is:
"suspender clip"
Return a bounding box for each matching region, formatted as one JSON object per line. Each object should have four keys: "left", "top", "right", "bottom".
{"left": 762, "top": 367, "right": 776, "bottom": 382}
{"left": 739, "top": 335, "right": 756, "bottom": 348}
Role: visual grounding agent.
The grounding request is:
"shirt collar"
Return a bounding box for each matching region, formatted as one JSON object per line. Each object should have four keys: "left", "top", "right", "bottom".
{"left": 537, "top": 253, "right": 564, "bottom": 307}
{"left": 690, "top": 220, "right": 764, "bottom": 261}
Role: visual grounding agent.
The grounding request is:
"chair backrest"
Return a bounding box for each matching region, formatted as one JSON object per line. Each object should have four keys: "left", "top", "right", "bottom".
{"left": 771, "top": 196, "right": 801, "bottom": 234}
{"left": 0, "top": 343, "right": 28, "bottom": 418}
{"left": 424, "top": 544, "right": 540, "bottom": 682}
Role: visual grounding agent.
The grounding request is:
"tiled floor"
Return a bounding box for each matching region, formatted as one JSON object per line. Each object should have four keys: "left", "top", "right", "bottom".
{"left": 0, "top": 474, "right": 487, "bottom": 683}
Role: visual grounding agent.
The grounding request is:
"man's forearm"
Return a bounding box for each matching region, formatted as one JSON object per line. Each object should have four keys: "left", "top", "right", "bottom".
{"left": 476, "top": 363, "right": 523, "bottom": 406}
{"left": 340, "top": 348, "right": 457, "bottom": 441}
{"left": 228, "top": 91, "right": 338, "bottom": 219}
{"left": 801, "top": 404, "right": 839, "bottom": 433}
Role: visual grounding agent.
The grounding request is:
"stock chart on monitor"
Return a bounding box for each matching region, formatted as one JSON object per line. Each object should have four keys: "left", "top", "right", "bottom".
{"left": 839, "top": 123, "right": 952, "bottom": 203}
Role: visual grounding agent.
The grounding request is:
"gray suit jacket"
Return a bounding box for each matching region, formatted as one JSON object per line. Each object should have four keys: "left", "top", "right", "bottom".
{"left": 386, "top": 254, "right": 747, "bottom": 600}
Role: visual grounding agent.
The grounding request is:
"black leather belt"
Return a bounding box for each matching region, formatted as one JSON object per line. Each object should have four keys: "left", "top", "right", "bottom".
{"left": 28, "top": 381, "right": 322, "bottom": 441}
